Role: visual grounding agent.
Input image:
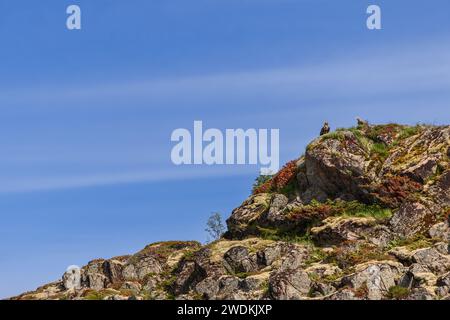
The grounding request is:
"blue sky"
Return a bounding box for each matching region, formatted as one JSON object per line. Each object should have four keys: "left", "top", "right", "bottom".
{"left": 1, "top": 0, "right": 450, "bottom": 298}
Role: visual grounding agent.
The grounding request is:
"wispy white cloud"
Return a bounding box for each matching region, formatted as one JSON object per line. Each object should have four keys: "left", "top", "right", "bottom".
{"left": 0, "top": 166, "right": 254, "bottom": 194}
{"left": 1, "top": 39, "right": 450, "bottom": 107}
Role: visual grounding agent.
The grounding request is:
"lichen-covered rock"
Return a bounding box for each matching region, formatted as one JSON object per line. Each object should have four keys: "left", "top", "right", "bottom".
{"left": 256, "top": 242, "right": 285, "bottom": 266}
{"left": 194, "top": 277, "right": 220, "bottom": 299}
{"left": 81, "top": 260, "right": 114, "bottom": 290}
{"left": 303, "top": 131, "right": 375, "bottom": 202}
{"left": 436, "top": 272, "right": 450, "bottom": 296}
{"left": 389, "top": 202, "right": 437, "bottom": 238}
{"left": 326, "top": 288, "right": 358, "bottom": 300}
{"left": 170, "top": 247, "right": 223, "bottom": 296}
{"left": 381, "top": 126, "right": 449, "bottom": 183}
{"left": 390, "top": 245, "right": 450, "bottom": 276}
{"left": 311, "top": 216, "right": 393, "bottom": 247}
{"left": 123, "top": 241, "right": 201, "bottom": 281}
{"left": 265, "top": 194, "right": 289, "bottom": 224}
{"left": 268, "top": 268, "right": 311, "bottom": 300}
{"left": 311, "top": 217, "right": 372, "bottom": 244}
{"left": 429, "top": 170, "right": 450, "bottom": 207}
{"left": 223, "top": 246, "right": 258, "bottom": 274}
{"left": 407, "top": 287, "right": 436, "bottom": 300}
{"left": 120, "top": 281, "right": 141, "bottom": 293}
{"left": 305, "top": 263, "right": 341, "bottom": 297}
{"left": 277, "top": 245, "right": 311, "bottom": 272}
{"left": 410, "top": 247, "right": 450, "bottom": 275}
{"left": 403, "top": 265, "right": 438, "bottom": 296}
{"left": 226, "top": 194, "right": 271, "bottom": 238}
{"left": 340, "top": 261, "right": 406, "bottom": 300}
{"left": 429, "top": 222, "right": 449, "bottom": 241}
{"left": 305, "top": 263, "right": 342, "bottom": 280}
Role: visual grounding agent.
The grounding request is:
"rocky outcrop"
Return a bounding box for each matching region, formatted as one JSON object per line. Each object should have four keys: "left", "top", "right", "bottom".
{"left": 389, "top": 202, "right": 437, "bottom": 238}
{"left": 310, "top": 216, "right": 393, "bottom": 247}
{"left": 340, "top": 261, "right": 406, "bottom": 300}
{"left": 303, "top": 131, "right": 376, "bottom": 203}
{"left": 11, "top": 122, "right": 450, "bottom": 300}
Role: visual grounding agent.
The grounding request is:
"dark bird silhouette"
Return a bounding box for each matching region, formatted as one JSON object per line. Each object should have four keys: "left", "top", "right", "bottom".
{"left": 320, "top": 122, "right": 330, "bottom": 136}
{"left": 356, "top": 117, "right": 369, "bottom": 128}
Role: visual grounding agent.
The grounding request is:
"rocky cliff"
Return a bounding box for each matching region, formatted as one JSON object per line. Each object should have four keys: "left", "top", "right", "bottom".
{"left": 12, "top": 122, "right": 450, "bottom": 300}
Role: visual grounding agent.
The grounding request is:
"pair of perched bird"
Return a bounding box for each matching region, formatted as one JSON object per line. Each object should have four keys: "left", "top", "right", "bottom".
{"left": 319, "top": 118, "right": 368, "bottom": 136}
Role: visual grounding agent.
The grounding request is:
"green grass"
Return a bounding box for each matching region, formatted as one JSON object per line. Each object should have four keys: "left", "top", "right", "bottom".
{"left": 328, "top": 200, "right": 392, "bottom": 221}
{"left": 387, "top": 234, "right": 433, "bottom": 251}
{"left": 304, "top": 247, "right": 329, "bottom": 266}
{"left": 233, "top": 271, "right": 260, "bottom": 279}
{"left": 321, "top": 131, "right": 345, "bottom": 141}
{"left": 371, "top": 142, "right": 389, "bottom": 160}
{"left": 341, "top": 207, "right": 392, "bottom": 221}
{"left": 257, "top": 226, "right": 314, "bottom": 244}
{"left": 387, "top": 286, "right": 410, "bottom": 300}
{"left": 260, "top": 280, "right": 270, "bottom": 296}
{"left": 83, "top": 289, "right": 118, "bottom": 300}
{"left": 323, "top": 271, "right": 345, "bottom": 283}
{"left": 398, "top": 125, "right": 422, "bottom": 140}
{"left": 306, "top": 131, "right": 344, "bottom": 151}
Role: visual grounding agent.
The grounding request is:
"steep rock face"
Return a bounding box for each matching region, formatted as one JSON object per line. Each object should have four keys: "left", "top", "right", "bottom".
{"left": 303, "top": 132, "right": 376, "bottom": 203}
{"left": 11, "top": 123, "right": 450, "bottom": 301}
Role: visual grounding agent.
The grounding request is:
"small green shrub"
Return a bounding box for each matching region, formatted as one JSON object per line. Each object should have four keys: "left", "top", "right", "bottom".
{"left": 338, "top": 201, "right": 392, "bottom": 220}
{"left": 311, "top": 200, "right": 392, "bottom": 221}
{"left": 387, "top": 286, "right": 410, "bottom": 300}
{"left": 371, "top": 143, "right": 389, "bottom": 159}
{"left": 234, "top": 272, "right": 255, "bottom": 279}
